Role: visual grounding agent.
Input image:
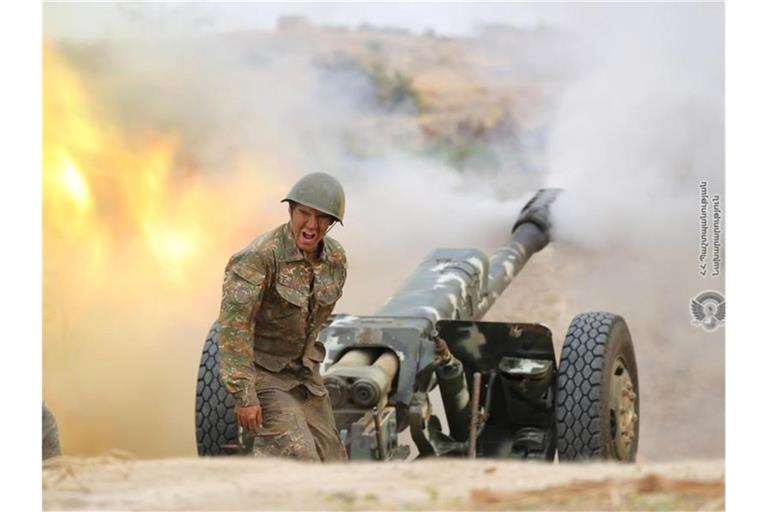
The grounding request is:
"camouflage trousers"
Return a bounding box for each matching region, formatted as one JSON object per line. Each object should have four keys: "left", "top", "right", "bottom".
{"left": 239, "top": 386, "right": 347, "bottom": 462}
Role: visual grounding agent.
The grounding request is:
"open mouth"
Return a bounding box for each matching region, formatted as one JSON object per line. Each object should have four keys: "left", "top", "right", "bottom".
{"left": 300, "top": 230, "right": 317, "bottom": 244}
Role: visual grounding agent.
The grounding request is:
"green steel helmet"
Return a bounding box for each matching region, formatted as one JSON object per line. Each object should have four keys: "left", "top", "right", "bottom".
{"left": 281, "top": 172, "right": 346, "bottom": 224}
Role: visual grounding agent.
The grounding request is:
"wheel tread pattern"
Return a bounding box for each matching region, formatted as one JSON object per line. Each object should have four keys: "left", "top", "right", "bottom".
{"left": 556, "top": 312, "right": 616, "bottom": 460}
{"left": 195, "top": 322, "right": 237, "bottom": 456}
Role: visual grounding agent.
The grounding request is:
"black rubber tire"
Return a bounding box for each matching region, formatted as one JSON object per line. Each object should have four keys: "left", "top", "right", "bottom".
{"left": 195, "top": 322, "right": 238, "bottom": 456}
{"left": 556, "top": 312, "right": 639, "bottom": 461}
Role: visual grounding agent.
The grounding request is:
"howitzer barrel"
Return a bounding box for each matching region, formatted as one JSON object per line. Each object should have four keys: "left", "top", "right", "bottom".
{"left": 477, "top": 188, "right": 559, "bottom": 317}
{"left": 376, "top": 188, "right": 560, "bottom": 324}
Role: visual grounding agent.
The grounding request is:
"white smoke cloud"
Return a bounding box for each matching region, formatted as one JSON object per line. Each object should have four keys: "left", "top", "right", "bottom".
{"left": 537, "top": 3, "right": 725, "bottom": 460}
{"left": 43, "top": 3, "right": 724, "bottom": 460}
{"left": 547, "top": 3, "right": 724, "bottom": 251}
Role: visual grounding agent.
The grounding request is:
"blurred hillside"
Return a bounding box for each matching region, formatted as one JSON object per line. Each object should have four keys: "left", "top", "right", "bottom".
{"left": 56, "top": 19, "right": 577, "bottom": 184}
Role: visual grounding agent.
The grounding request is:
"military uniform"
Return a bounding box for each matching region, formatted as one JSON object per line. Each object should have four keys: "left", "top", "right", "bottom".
{"left": 218, "top": 222, "right": 347, "bottom": 461}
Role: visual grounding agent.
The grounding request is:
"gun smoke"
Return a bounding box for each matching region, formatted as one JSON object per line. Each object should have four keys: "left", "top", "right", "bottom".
{"left": 43, "top": 3, "right": 723, "bottom": 460}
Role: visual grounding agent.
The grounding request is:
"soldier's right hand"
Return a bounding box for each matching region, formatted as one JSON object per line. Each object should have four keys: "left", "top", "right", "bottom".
{"left": 235, "top": 405, "right": 262, "bottom": 432}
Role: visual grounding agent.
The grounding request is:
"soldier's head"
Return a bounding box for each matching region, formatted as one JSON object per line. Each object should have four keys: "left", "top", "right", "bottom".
{"left": 281, "top": 173, "right": 345, "bottom": 254}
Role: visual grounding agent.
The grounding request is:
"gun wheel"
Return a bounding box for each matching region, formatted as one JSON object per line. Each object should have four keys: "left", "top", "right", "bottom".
{"left": 195, "top": 322, "right": 238, "bottom": 456}
{"left": 556, "top": 312, "right": 639, "bottom": 461}
{"left": 609, "top": 357, "right": 639, "bottom": 460}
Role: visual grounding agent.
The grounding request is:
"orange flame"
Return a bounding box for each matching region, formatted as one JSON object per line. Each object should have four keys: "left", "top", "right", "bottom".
{"left": 43, "top": 42, "right": 225, "bottom": 284}
{"left": 42, "top": 41, "right": 287, "bottom": 457}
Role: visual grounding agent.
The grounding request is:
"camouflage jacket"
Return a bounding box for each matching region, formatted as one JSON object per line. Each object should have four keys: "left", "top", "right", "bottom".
{"left": 218, "top": 223, "right": 347, "bottom": 407}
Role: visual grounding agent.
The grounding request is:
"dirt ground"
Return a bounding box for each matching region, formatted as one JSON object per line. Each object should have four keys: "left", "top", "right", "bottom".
{"left": 43, "top": 455, "right": 723, "bottom": 511}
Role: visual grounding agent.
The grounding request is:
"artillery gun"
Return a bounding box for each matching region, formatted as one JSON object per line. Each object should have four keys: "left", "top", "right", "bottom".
{"left": 196, "top": 189, "right": 639, "bottom": 461}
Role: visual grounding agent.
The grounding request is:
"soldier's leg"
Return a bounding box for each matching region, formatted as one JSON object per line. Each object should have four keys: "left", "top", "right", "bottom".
{"left": 302, "top": 390, "right": 348, "bottom": 462}
{"left": 239, "top": 388, "right": 320, "bottom": 461}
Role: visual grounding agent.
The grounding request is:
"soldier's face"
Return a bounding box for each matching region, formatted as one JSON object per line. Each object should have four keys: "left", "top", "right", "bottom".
{"left": 289, "top": 203, "right": 334, "bottom": 253}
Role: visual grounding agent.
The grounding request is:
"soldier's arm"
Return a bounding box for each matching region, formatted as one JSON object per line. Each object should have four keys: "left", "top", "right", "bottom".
{"left": 335, "top": 241, "right": 348, "bottom": 292}
{"left": 217, "top": 251, "right": 268, "bottom": 407}
{"left": 339, "top": 252, "right": 348, "bottom": 290}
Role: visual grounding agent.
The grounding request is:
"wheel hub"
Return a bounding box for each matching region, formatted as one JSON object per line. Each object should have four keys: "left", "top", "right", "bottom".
{"left": 609, "top": 357, "right": 637, "bottom": 460}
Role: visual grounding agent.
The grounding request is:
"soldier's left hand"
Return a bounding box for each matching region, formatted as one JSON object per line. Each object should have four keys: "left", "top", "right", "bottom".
{"left": 235, "top": 405, "right": 262, "bottom": 432}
